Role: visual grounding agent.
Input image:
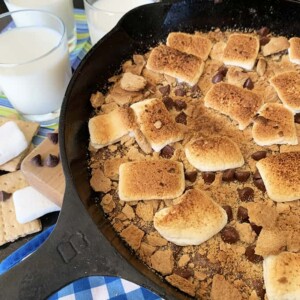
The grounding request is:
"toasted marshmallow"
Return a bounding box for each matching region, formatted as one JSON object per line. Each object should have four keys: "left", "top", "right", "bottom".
{"left": 223, "top": 33, "right": 259, "bottom": 70}
{"left": 185, "top": 136, "right": 244, "bottom": 171}
{"left": 256, "top": 152, "right": 300, "bottom": 202}
{"left": 270, "top": 71, "right": 300, "bottom": 113}
{"left": 88, "top": 107, "right": 135, "bottom": 149}
{"left": 263, "top": 252, "right": 300, "bottom": 300}
{"left": 252, "top": 103, "right": 298, "bottom": 146}
{"left": 130, "top": 98, "right": 184, "bottom": 152}
{"left": 118, "top": 160, "right": 185, "bottom": 201}
{"left": 146, "top": 45, "right": 204, "bottom": 85}
{"left": 166, "top": 32, "right": 212, "bottom": 61}
{"left": 288, "top": 37, "right": 300, "bottom": 64}
{"left": 154, "top": 189, "right": 227, "bottom": 246}
{"left": 262, "top": 36, "right": 290, "bottom": 57}
{"left": 204, "top": 82, "right": 263, "bottom": 130}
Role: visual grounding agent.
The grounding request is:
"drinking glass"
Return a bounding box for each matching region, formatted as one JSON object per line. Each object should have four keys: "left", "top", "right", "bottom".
{"left": 0, "top": 10, "right": 72, "bottom": 126}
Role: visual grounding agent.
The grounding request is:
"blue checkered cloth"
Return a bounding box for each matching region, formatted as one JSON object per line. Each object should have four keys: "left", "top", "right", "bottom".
{"left": 0, "top": 8, "right": 162, "bottom": 300}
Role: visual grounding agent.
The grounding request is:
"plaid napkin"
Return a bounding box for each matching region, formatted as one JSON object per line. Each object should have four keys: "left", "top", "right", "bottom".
{"left": 0, "top": 9, "right": 162, "bottom": 300}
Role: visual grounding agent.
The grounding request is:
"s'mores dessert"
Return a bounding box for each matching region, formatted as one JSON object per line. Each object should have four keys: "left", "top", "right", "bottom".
{"left": 146, "top": 45, "right": 204, "bottom": 85}
{"left": 270, "top": 71, "right": 300, "bottom": 113}
{"left": 185, "top": 136, "right": 244, "bottom": 171}
{"left": 131, "top": 98, "right": 184, "bottom": 152}
{"left": 88, "top": 107, "right": 135, "bottom": 149}
{"left": 263, "top": 252, "right": 300, "bottom": 300}
{"left": 288, "top": 37, "right": 300, "bottom": 64}
{"left": 223, "top": 33, "right": 259, "bottom": 70}
{"left": 118, "top": 160, "right": 185, "bottom": 201}
{"left": 252, "top": 103, "right": 298, "bottom": 146}
{"left": 256, "top": 152, "right": 300, "bottom": 202}
{"left": 166, "top": 32, "right": 212, "bottom": 61}
{"left": 154, "top": 189, "right": 227, "bottom": 246}
{"left": 204, "top": 82, "right": 263, "bottom": 130}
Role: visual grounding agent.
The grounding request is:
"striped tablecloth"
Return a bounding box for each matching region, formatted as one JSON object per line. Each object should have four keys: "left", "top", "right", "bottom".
{"left": 0, "top": 9, "right": 162, "bottom": 300}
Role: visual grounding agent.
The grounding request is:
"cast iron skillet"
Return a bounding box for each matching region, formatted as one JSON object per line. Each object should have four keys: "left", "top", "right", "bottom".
{"left": 0, "top": 0, "right": 300, "bottom": 299}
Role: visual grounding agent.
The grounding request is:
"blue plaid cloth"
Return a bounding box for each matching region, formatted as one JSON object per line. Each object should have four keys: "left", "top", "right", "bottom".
{"left": 0, "top": 8, "right": 162, "bottom": 300}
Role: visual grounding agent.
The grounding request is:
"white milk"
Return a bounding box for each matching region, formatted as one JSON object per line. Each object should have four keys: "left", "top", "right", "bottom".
{"left": 86, "top": 0, "right": 154, "bottom": 45}
{"left": 4, "top": 0, "right": 75, "bottom": 43}
{"left": 0, "top": 27, "right": 71, "bottom": 115}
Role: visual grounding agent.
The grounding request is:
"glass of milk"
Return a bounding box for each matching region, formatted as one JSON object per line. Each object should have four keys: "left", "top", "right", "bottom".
{"left": 84, "top": 0, "right": 159, "bottom": 45}
{"left": 0, "top": 10, "right": 72, "bottom": 126}
{"left": 4, "top": 0, "right": 76, "bottom": 52}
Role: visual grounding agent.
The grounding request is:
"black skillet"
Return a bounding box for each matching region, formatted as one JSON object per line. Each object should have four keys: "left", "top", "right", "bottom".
{"left": 0, "top": 0, "right": 299, "bottom": 299}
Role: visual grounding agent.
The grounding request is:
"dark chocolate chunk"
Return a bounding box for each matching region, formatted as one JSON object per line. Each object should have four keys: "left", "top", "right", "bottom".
{"left": 212, "top": 72, "right": 224, "bottom": 84}
{"left": 235, "top": 171, "right": 250, "bottom": 182}
{"left": 160, "top": 145, "right": 175, "bottom": 159}
{"left": 218, "top": 65, "right": 228, "bottom": 76}
{"left": 45, "top": 154, "right": 60, "bottom": 167}
{"left": 174, "top": 100, "right": 187, "bottom": 111}
{"left": 185, "top": 171, "right": 197, "bottom": 183}
{"left": 31, "top": 154, "right": 43, "bottom": 167}
{"left": 257, "top": 27, "right": 270, "bottom": 36}
{"left": 251, "top": 151, "right": 267, "bottom": 161}
{"left": 243, "top": 78, "right": 254, "bottom": 90}
{"left": 174, "top": 88, "right": 186, "bottom": 97}
{"left": 260, "top": 36, "right": 270, "bottom": 46}
{"left": 220, "top": 226, "right": 240, "bottom": 244}
{"left": 250, "top": 222, "right": 263, "bottom": 236}
{"left": 162, "top": 96, "right": 174, "bottom": 110}
{"left": 237, "top": 187, "right": 254, "bottom": 202}
{"left": 47, "top": 132, "right": 58, "bottom": 144}
{"left": 202, "top": 172, "right": 215, "bottom": 184}
{"left": 294, "top": 113, "right": 300, "bottom": 124}
{"left": 253, "top": 178, "right": 266, "bottom": 192}
{"left": 222, "top": 169, "right": 235, "bottom": 182}
{"left": 175, "top": 112, "right": 187, "bottom": 125}
{"left": 252, "top": 279, "right": 266, "bottom": 299}
{"left": 173, "top": 268, "right": 194, "bottom": 279}
{"left": 253, "top": 169, "right": 262, "bottom": 180}
{"left": 222, "top": 205, "right": 233, "bottom": 222}
{"left": 158, "top": 85, "right": 170, "bottom": 96}
{"left": 245, "top": 245, "right": 263, "bottom": 263}
{"left": 0, "top": 191, "right": 12, "bottom": 202}
{"left": 237, "top": 206, "right": 249, "bottom": 223}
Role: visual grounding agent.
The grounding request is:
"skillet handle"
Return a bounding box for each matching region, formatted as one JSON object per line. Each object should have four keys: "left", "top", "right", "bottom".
{"left": 0, "top": 185, "right": 179, "bottom": 300}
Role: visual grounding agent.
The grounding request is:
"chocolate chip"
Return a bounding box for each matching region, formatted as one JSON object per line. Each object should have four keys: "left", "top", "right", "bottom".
{"left": 250, "top": 222, "right": 263, "bottom": 236}
{"left": 175, "top": 111, "right": 187, "bottom": 125}
{"left": 171, "top": 243, "right": 182, "bottom": 258}
{"left": 202, "top": 172, "right": 215, "bottom": 184}
{"left": 47, "top": 132, "right": 58, "bottom": 144}
{"left": 212, "top": 72, "right": 224, "bottom": 84}
{"left": 185, "top": 171, "right": 197, "bottom": 183}
{"left": 190, "top": 84, "right": 201, "bottom": 97}
{"left": 245, "top": 245, "right": 263, "bottom": 263}
{"left": 238, "top": 187, "right": 254, "bottom": 202}
{"left": 220, "top": 226, "right": 240, "bottom": 244}
{"left": 45, "top": 154, "right": 60, "bottom": 167}
{"left": 174, "top": 100, "right": 187, "bottom": 111}
{"left": 253, "top": 178, "right": 266, "bottom": 192}
{"left": 257, "top": 26, "right": 270, "bottom": 36}
{"left": 253, "top": 169, "right": 262, "bottom": 180}
{"left": 163, "top": 96, "right": 174, "bottom": 110}
{"left": 260, "top": 36, "right": 270, "bottom": 46}
{"left": 222, "top": 205, "right": 233, "bottom": 222}
{"left": 174, "top": 88, "right": 186, "bottom": 97}
{"left": 251, "top": 151, "right": 267, "bottom": 161}
{"left": 0, "top": 191, "right": 12, "bottom": 202}
{"left": 158, "top": 85, "right": 170, "bottom": 96}
{"left": 160, "top": 145, "right": 174, "bottom": 159}
{"left": 222, "top": 169, "right": 235, "bottom": 182}
{"left": 251, "top": 279, "right": 266, "bottom": 299}
{"left": 243, "top": 78, "right": 254, "bottom": 90}
{"left": 218, "top": 65, "right": 228, "bottom": 76}
{"left": 237, "top": 206, "right": 249, "bottom": 223}
{"left": 31, "top": 154, "right": 43, "bottom": 167}
{"left": 235, "top": 171, "right": 250, "bottom": 182}
{"left": 294, "top": 113, "right": 300, "bottom": 124}
{"left": 174, "top": 268, "right": 194, "bottom": 279}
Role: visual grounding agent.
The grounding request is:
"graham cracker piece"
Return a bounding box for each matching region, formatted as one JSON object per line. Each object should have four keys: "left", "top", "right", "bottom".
{"left": 0, "top": 171, "right": 41, "bottom": 246}
{"left": 0, "top": 118, "right": 39, "bottom": 172}
{"left": 166, "top": 274, "right": 196, "bottom": 297}
{"left": 211, "top": 274, "right": 242, "bottom": 300}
